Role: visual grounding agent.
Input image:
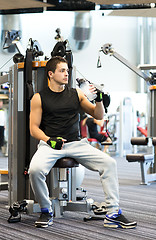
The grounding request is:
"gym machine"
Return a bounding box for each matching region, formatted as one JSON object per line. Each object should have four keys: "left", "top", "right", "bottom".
{"left": 100, "top": 43, "right": 156, "bottom": 185}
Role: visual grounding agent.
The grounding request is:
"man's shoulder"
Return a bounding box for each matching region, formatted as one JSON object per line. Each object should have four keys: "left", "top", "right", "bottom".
{"left": 39, "top": 86, "right": 49, "bottom": 94}
{"left": 66, "top": 86, "right": 76, "bottom": 91}
{"left": 65, "top": 86, "right": 78, "bottom": 95}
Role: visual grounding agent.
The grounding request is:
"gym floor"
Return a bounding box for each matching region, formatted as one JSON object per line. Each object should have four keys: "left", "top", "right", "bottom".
{"left": 0, "top": 154, "right": 156, "bottom": 240}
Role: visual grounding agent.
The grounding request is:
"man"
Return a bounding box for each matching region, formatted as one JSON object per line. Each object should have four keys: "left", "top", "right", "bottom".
{"left": 29, "top": 56, "right": 137, "bottom": 229}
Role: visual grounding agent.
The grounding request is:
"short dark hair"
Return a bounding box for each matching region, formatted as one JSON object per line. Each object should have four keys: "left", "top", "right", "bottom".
{"left": 46, "top": 56, "right": 67, "bottom": 79}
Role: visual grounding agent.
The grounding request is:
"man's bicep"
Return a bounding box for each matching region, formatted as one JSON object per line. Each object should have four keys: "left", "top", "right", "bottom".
{"left": 77, "top": 88, "right": 95, "bottom": 117}
{"left": 30, "top": 94, "right": 42, "bottom": 128}
{"left": 80, "top": 98, "right": 95, "bottom": 117}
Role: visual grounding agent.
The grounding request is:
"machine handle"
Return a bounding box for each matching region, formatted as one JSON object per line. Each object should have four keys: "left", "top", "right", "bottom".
{"left": 131, "top": 137, "right": 148, "bottom": 145}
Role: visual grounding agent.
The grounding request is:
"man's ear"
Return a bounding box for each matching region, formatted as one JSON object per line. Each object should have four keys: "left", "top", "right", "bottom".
{"left": 48, "top": 70, "right": 53, "bottom": 79}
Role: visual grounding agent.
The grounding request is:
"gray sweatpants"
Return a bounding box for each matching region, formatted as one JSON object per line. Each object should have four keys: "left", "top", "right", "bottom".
{"left": 29, "top": 138, "right": 119, "bottom": 213}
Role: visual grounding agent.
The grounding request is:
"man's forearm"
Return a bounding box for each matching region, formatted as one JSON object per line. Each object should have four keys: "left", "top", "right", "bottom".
{"left": 93, "top": 102, "right": 104, "bottom": 120}
{"left": 30, "top": 126, "right": 49, "bottom": 142}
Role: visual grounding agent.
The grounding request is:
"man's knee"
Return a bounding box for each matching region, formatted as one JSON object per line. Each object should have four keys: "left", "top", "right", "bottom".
{"left": 28, "top": 164, "right": 43, "bottom": 179}
{"left": 105, "top": 155, "right": 117, "bottom": 169}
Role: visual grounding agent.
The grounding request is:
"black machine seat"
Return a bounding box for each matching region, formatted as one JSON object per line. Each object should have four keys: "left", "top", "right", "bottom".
{"left": 53, "top": 157, "right": 79, "bottom": 168}
{"left": 126, "top": 154, "right": 154, "bottom": 162}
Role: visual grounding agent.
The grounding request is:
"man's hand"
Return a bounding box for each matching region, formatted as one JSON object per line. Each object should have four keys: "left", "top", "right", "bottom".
{"left": 88, "top": 84, "right": 103, "bottom": 102}
{"left": 47, "top": 137, "right": 66, "bottom": 150}
{"left": 95, "top": 89, "right": 103, "bottom": 102}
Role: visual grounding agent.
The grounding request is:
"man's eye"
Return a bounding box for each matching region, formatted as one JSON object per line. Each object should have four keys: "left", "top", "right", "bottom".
{"left": 60, "top": 69, "right": 69, "bottom": 73}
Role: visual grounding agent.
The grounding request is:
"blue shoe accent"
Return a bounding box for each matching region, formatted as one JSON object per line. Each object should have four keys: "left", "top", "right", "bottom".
{"left": 41, "top": 208, "right": 53, "bottom": 216}
{"left": 104, "top": 209, "right": 137, "bottom": 229}
{"left": 106, "top": 209, "right": 122, "bottom": 219}
{"left": 41, "top": 208, "right": 49, "bottom": 213}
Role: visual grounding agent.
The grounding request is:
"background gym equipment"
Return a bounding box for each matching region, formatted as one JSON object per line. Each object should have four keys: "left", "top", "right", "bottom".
{"left": 101, "top": 43, "right": 156, "bottom": 184}
{"left": 126, "top": 137, "right": 155, "bottom": 185}
{"left": 0, "top": 169, "right": 8, "bottom": 191}
{"left": 3, "top": 30, "right": 25, "bottom": 56}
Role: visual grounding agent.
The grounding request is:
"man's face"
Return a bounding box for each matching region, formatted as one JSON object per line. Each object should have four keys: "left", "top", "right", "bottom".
{"left": 50, "top": 62, "right": 69, "bottom": 85}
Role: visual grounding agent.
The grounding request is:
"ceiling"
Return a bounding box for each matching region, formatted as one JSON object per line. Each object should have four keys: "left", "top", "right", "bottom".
{"left": 0, "top": 0, "right": 53, "bottom": 14}
{"left": 0, "top": 0, "right": 53, "bottom": 10}
{"left": 87, "top": 0, "right": 156, "bottom": 17}
{"left": 109, "top": 7, "right": 156, "bottom": 17}
{"left": 0, "top": 0, "right": 156, "bottom": 14}
{"left": 0, "top": 0, "right": 96, "bottom": 14}
{"left": 87, "top": 0, "right": 156, "bottom": 4}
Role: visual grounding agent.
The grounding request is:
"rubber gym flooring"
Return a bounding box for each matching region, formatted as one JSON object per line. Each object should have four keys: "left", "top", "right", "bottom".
{"left": 0, "top": 153, "right": 156, "bottom": 240}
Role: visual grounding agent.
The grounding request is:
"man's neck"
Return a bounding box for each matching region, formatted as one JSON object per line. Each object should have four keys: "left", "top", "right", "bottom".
{"left": 49, "top": 84, "right": 65, "bottom": 92}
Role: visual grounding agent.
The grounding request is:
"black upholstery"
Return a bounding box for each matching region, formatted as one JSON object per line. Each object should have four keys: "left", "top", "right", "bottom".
{"left": 131, "top": 137, "right": 148, "bottom": 145}
{"left": 126, "top": 154, "right": 154, "bottom": 162}
{"left": 53, "top": 157, "right": 79, "bottom": 168}
{"left": 152, "top": 137, "right": 156, "bottom": 146}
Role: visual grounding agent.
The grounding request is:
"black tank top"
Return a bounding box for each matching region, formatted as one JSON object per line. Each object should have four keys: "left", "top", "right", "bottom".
{"left": 39, "top": 86, "right": 81, "bottom": 142}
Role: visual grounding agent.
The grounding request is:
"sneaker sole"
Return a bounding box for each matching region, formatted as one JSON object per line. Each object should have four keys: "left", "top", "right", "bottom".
{"left": 104, "top": 220, "right": 137, "bottom": 229}
{"left": 35, "top": 221, "right": 53, "bottom": 228}
{"left": 104, "top": 223, "right": 136, "bottom": 229}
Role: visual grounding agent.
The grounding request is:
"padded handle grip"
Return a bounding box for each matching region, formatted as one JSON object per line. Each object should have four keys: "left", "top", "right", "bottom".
{"left": 152, "top": 137, "right": 156, "bottom": 146}
{"left": 131, "top": 137, "right": 148, "bottom": 145}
